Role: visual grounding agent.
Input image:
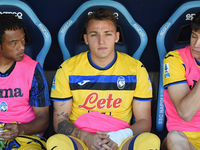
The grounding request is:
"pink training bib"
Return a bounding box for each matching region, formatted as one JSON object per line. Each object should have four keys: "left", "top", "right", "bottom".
{"left": 74, "top": 111, "right": 130, "bottom": 133}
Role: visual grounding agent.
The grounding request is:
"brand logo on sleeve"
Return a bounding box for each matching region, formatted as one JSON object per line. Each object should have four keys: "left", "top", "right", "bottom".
{"left": 164, "top": 63, "right": 170, "bottom": 78}
{"left": 51, "top": 76, "right": 56, "bottom": 90}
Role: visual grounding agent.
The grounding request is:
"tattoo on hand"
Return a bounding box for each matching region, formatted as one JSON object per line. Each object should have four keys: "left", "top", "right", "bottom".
{"left": 74, "top": 128, "right": 81, "bottom": 138}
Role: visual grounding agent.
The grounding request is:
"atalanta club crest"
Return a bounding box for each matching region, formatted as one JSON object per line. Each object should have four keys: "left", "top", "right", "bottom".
{"left": 0, "top": 101, "right": 8, "bottom": 112}
{"left": 117, "top": 76, "right": 125, "bottom": 89}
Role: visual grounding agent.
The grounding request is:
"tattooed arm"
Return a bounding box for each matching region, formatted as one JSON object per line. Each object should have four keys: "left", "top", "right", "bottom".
{"left": 53, "top": 100, "right": 110, "bottom": 149}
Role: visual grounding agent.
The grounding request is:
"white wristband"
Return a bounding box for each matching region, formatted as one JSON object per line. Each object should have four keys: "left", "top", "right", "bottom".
{"left": 107, "top": 128, "right": 133, "bottom": 147}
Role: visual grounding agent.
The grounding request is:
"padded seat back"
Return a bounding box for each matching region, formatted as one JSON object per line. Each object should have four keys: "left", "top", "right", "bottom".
{"left": 58, "top": 0, "right": 148, "bottom": 61}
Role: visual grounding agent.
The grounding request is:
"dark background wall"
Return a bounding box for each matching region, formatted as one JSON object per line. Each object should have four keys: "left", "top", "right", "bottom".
{"left": 26, "top": 0, "right": 187, "bottom": 72}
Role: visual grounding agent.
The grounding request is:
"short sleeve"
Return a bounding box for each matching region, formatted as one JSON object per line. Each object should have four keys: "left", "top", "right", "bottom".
{"left": 30, "top": 63, "right": 51, "bottom": 107}
{"left": 133, "top": 61, "right": 152, "bottom": 101}
{"left": 51, "top": 61, "right": 72, "bottom": 101}
{"left": 163, "top": 50, "right": 186, "bottom": 89}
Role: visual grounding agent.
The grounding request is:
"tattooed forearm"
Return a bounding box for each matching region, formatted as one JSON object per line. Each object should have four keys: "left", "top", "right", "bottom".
{"left": 57, "top": 120, "right": 82, "bottom": 138}
{"left": 57, "top": 120, "right": 75, "bottom": 135}
{"left": 55, "top": 112, "right": 69, "bottom": 119}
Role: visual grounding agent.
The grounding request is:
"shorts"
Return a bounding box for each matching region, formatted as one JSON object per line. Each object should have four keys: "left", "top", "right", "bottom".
{"left": 47, "top": 132, "right": 160, "bottom": 150}
{"left": 0, "top": 123, "right": 46, "bottom": 150}
{"left": 183, "top": 131, "right": 200, "bottom": 149}
{"left": 4, "top": 134, "right": 46, "bottom": 150}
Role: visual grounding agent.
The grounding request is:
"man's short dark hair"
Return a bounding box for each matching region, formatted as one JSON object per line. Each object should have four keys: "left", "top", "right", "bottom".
{"left": 191, "top": 11, "right": 200, "bottom": 31}
{"left": 0, "top": 14, "right": 25, "bottom": 45}
{"left": 84, "top": 8, "right": 117, "bottom": 33}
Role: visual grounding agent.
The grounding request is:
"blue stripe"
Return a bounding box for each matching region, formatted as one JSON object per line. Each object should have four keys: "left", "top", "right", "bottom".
{"left": 133, "top": 98, "right": 152, "bottom": 101}
{"left": 69, "top": 75, "right": 136, "bottom": 83}
{"left": 182, "top": 64, "right": 186, "bottom": 71}
{"left": 129, "top": 134, "right": 140, "bottom": 150}
{"left": 5, "top": 139, "right": 20, "bottom": 150}
{"left": 51, "top": 98, "right": 72, "bottom": 101}
{"left": 164, "top": 80, "right": 187, "bottom": 89}
{"left": 68, "top": 136, "right": 78, "bottom": 150}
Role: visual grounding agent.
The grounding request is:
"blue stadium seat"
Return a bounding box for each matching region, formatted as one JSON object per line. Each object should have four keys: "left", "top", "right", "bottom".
{"left": 156, "top": 0, "right": 200, "bottom": 132}
{"left": 0, "top": 0, "right": 52, "bottom": 68}
{"left": 58, "top": 0, "right": 148, "bottom": 61}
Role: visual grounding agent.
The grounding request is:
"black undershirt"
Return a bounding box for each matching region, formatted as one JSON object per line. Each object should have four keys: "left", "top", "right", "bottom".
{"left": 0, "top": 62, "right": 16, "bottom": 77}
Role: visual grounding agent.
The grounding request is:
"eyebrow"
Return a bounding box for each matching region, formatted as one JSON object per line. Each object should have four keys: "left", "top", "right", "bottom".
{"left": 9, "top": 35, "right": 25, "bottom": 43}
{"left": 9, "top": 39, "right": 18, "bottom": 43}
{"left": 191, "top": 31, "right": 197, "bottom": 35}
{"left": 88, "top": 30, "right": 114, "bottom": 34}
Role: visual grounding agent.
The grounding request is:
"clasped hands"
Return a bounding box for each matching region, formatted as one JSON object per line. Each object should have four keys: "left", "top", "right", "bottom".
{"left": 83, "top": 131, "right": 118, "bottom": 150}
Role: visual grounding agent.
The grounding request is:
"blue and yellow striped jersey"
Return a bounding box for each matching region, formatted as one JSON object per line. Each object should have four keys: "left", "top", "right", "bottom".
{"left": 51, "top": 51, "right": 152, "bottom": 124}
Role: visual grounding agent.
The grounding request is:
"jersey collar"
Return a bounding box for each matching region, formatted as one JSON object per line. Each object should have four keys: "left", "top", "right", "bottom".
{"left": 88, "top": 51, "right": 117, "bottom": 70}
{"left": 195, "top": 58, "right": 200, "bottom": 66}
{"left": 0, "top": 61, "right": 16, "bottom": 77}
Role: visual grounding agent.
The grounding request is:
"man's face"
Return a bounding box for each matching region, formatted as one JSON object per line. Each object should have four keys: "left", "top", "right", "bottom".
{"left": 84, "top": 20, "right": 119, "bottom": 66}
{"left": 190, "top": 29, "right": 200, "bottom": 61}
{"left": 0, "top": 28, "right": 25, "bottom": 62}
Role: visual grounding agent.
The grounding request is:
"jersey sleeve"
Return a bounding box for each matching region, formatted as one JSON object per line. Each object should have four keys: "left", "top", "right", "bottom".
{"left": 163, "top": 50, "right": 186, "bottom": 89}
{"left": 51, "top": 61, "right": 72, "bottom": 101}
{"left": 133, "top": 61, "right": 152, "bottom": 101}
{"left": 29, "top": 63, "right": 51, "bottom": 107}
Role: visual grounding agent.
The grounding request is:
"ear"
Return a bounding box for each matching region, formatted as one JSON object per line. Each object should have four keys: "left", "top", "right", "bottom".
{"left": 83, "top": 34, "right": 89, "bottom": 45}
{"left": 115, "top": 31, "right": 120, "bottom": 43}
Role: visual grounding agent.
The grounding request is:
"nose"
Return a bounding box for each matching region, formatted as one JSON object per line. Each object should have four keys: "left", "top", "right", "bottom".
{"left": 195, "top": 38, "right": 200, "bottom": 48}
{"left": 18, "top": 40, "right": 25, "bottom": 51}
{"left": 98, "top": 34, "right": 105, "bottom": 45}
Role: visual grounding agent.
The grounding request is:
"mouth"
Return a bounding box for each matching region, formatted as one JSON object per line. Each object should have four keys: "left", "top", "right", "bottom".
{"left": 192, "top": 49, "right": 200, "bottom": 54}
{"left": 17, "top": 53, "right": 24, "bottom": 57}
{"left": 98, "top": 47, "right": 107, "bottom": 50}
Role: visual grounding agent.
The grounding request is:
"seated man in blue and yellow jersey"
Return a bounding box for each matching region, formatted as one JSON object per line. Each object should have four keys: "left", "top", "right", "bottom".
{"left": 47, "top": 8, "right": 160, "bottom": 150}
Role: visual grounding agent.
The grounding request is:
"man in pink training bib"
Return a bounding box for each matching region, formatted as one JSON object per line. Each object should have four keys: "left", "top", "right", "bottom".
{"left": 162, "top": 11, "right": 200, "bottom": 150}
{"left": 0, "top": 14, "right": 50, "bottom": 149}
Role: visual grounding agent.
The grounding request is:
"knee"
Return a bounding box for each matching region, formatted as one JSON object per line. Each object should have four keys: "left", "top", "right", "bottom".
{"left": 167, "top": 130, "right": 187, "bottom": 143}
{"left": 47, "top": 134, "right": 65, "bottom": 144}
{"left": 47, "top": 134, "right": 73, "bottom": 150}
{"left": 140, "top": 132, "right": 161, "bottom": 143}
{"left": 133, "top": 133, "right": 161, "bottom": 149}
